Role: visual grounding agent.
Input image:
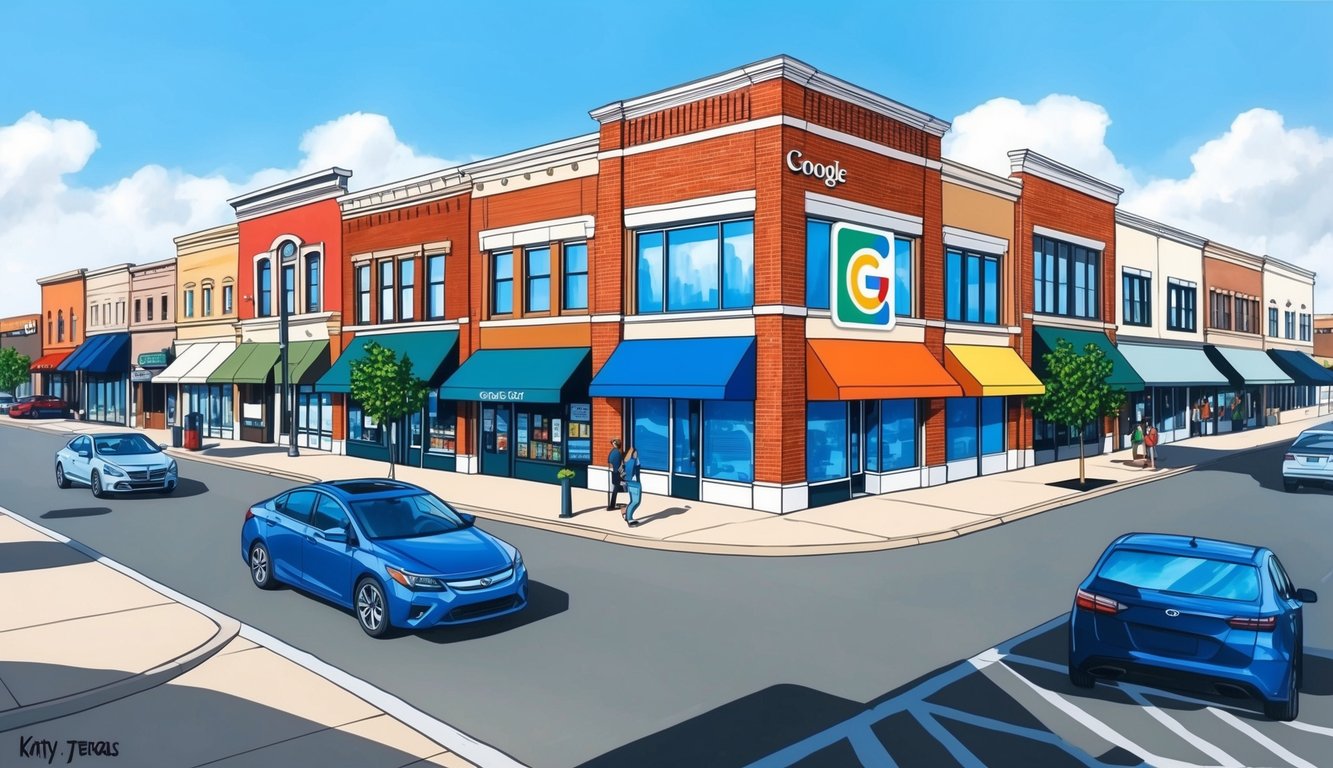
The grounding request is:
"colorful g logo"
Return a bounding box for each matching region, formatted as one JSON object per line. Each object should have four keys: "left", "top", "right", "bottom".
{"left": 831, "top": 223, "right": 896, "bottom": 329}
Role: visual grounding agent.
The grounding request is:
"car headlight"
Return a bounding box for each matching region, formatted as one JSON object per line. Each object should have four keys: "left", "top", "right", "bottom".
{"left": 385, "top": 566, "right": 446, "bottom": 591}
{"left": 167, "top": 460, "right": 178, "bottom": 474}
{"left": 101, "top": 464, "right": 126, "bottom": 477}
{"left": 514, "top": 550, "right": 523, "bottom": 568}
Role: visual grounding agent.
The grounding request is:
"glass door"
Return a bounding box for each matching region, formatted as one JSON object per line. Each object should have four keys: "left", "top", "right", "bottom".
{"left": 671, "top": 399, "right": 700, "bottom": 500}
{"left": 480, "top": 404, "right": 512, "bottom": 477}
{"left": 850, "top": 401, "right": 867, "bottom": 495}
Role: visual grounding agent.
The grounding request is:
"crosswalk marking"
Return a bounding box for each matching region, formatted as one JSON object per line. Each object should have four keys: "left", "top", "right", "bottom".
{"left": 917, "top": 704, "right": 1106, "bottom": 766}
{"left": 1121, "top": 687, "right": 1244, "bottom": 767}
{"left": 1208, "top": 708, "right": 1319, "bottom": 768}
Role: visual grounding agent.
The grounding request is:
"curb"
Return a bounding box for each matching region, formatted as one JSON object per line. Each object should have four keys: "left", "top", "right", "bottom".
{"left": 164, "top": 447, "right": 320, "bottom": 484}
{"left": 0, "top": 509, "right": 241, "bottom": 732}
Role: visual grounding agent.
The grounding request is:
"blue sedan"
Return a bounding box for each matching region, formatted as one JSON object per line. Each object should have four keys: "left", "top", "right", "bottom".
{"left": 1069, "top": 533, "right": 1316, "bottom": 720}
{"left": 241, "top": 479, "right": 527, "bottom": 637}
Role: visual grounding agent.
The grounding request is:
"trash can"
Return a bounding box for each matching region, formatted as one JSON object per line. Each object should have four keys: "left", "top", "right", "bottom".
{"left": 171, "top": 424, "right": 183, "bottom": 449}
{"left": 183, "top": 412, "right": 203, "bottom": 451}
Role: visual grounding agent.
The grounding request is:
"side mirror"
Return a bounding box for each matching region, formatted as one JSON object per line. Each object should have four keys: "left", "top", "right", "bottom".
{"left": 1297, "top": 588, "right": 1318, "bottom": 604}
{"left": 157, "top": 443, "right": 168, "bottom": 451}
{"left": 459, "top": 513, "right": 476, "bottom": 528}
{"left": 322, "top": 527, "right": 348, "bottom": 544}
{"left": 77, "top": 449, "right": 91, "bottom": 458}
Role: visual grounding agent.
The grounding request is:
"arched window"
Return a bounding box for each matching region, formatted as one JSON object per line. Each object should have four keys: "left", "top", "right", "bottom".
{"left": 305, "top": 252, "right": 321, "bottom": 313}
{"left": 57, "top": 310, "right": 65, "bottom": 342}
{"left": 257, "top": 260, "right": 272, "bottom": 317}
{"left": 70, "top": 307, "right": 77, "bottom": 340}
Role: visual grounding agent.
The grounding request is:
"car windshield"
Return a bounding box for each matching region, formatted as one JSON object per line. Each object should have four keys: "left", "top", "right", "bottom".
{"left": 1293, "top": 433, "right": 1333, "bottom": 452}
{"left": 93, "top": 434, "right": 161, "bottom": 456}
{"left": 0, "top": 394, "right": 13, "bottom": 403}
{"left": 349, "top": 493, "right": 467, "bottom": 540}
{"left": 1098, "top": 549, "right": 1260, "bottom": 602}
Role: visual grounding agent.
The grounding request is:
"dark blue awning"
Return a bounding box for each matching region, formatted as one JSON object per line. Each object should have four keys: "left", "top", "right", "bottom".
{"left": 57, "top": 333, "right": 131, "bottom": 374}
{"left": 590, "top": 337, "right": 756, "bottom": 400}
{"left": 1268, "top": 349, "right": 1333, "bottom": 386}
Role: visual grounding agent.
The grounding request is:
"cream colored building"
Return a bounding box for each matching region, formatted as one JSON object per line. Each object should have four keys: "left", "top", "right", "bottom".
{"left": 76, "top": 263, "right": 134, "bottom": 424}
{"left": 1261, "top": 256, "right": 1322, "bottom": 420}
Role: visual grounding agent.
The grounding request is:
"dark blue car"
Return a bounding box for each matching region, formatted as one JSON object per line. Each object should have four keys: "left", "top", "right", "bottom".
{"left": 1068, "top": 533, "right": 1316, "bottom": 720}
{"left": 241, "top": 479, "right": 527, "bottom": 637}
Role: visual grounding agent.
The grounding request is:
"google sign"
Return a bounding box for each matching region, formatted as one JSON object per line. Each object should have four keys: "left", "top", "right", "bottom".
{"left": 786, "top": 150, "right": 847, "bottom": 188}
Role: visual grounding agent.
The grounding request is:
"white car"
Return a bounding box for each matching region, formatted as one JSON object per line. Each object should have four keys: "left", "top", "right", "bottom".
{"left": 0, "top": 392, "right": 14, "bottom": 413}
{"left": 55, "top": 432, "right": 178, "bottom": 497}
{"left": 1282, "top": 427, "right": 1333, "bottom": 492}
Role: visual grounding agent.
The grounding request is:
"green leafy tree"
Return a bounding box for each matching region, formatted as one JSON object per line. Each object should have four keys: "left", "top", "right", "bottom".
{"left": 1027, "top": 338, "right": 1127, "bottom": 485}
{"left": 0, "top": 347, "right": 31, "bottom": 395}
{"left": 349, "top": 341, "right": 429, "bottom": 479}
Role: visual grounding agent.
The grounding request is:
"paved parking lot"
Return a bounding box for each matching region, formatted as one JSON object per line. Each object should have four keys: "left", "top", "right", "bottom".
{"left": 749, "top": 615, "right": 1333, "bottom": 768}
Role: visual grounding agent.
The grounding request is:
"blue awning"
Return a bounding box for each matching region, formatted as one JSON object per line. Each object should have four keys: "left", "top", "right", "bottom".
{"left": 1204, "top": 346, "right": 1293, "bottom": 386}
{"left": 57, "top": 333, "right": 131, "bottom": 374}
{"left": 590, "top": 337, "right": 756, "bottom": 400}
{"left": 440, "top": 347, "right": 590, "bottom": 403}
{"left": 316, "top": 330, "right": 459, "bottom": 393}
{"left": 1268, "top": 349, "right": 1333, "bottom": 386}
{"left": 1118, "top": 342, "right": 1229, "bottom": 387}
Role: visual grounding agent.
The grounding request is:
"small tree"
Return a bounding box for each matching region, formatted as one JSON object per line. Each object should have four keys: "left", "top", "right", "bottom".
{"left": 0, "top": 347, "right": 31, "bottom": 395}
{"left": 349, "top": 341, "right": 428, "bottom": 479}
{"left": 1028, "top": 338, "right": 1126, "bottom": 486}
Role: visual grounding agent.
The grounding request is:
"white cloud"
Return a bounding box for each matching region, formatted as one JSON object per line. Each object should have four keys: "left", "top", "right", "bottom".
{"left": 0, "top": 111, "right": 461, "bottom": 315}
{"left": 944, "top": 98, "right": 1333, "bottom": 315}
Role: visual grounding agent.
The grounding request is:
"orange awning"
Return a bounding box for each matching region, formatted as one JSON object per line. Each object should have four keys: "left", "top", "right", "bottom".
{"left": 29, "top": 350, "right": 71, "bottom": 372}
{"left": 807, "top": 340, "right": 962, "bottom": 400}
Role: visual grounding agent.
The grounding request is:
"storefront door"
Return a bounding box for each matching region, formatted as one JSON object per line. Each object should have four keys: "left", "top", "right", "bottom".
{"left": 480, "top": 404, "right": 512, "bottom": 477}
{"left": 849, "top": 402, "right": 866, "bottom": 495}
{"left": 670, "top": 399, "right": 700, "bottom": 501}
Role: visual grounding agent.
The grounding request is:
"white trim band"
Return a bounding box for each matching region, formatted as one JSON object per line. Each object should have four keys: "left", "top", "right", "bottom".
{"left": 479, "top": 215, "right": 595, "bottom": 251}
{"left": 624, "top": 190, "right": 756, "bottom": 229}
{"left": 943, "top": 226, "right": 1008, "bottom": 255}
{"left": 1033, "top": 225, "right": 1105, "bottom": 252}
{"left": 805, "top": 191, "right": 924, "bottom": 236}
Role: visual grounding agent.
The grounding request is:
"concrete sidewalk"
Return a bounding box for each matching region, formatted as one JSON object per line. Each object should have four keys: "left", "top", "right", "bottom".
{"left": 7, "top": 412, "right": 1327, "bottom": 556}
{"left": 0, "top": 511, "right": 489, "bottom": 767}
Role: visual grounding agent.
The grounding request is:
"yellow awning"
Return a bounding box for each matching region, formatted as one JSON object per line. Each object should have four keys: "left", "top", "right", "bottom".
{"left": 944, "top": 344, "right": 1045, "bottom": 397}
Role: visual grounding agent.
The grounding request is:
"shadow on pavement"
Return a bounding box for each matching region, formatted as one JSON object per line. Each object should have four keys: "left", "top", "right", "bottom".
{"left": 100, "top": 477, "right": 210, "bottom": 500}
{"left": 197, "top": 445, "right": 300, "bottom": 460}
{"left": 0, "top": 661, "right": 445, "bottom": 768}
{"left": 417, "top": 580, "right": 569, "bottom": 644}
{"left": 41, "top": 506, "right": 112, "bottom": 520}
{"left": 635, "top": 505, "right": 691, "bottom": 525}
{"left": 1046, "top": 478, "right": 1117, "bottom": 492}
{"left": 1188, "top": 441, "right": 1321, "bottom": 493}
{"left": 0, "top": 541, "right": 91, "bottom": 573}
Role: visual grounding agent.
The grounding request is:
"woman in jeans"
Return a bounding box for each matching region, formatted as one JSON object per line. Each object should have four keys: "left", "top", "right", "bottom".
{"left": 623, "top": 447, "right": 643, "bottom": 527}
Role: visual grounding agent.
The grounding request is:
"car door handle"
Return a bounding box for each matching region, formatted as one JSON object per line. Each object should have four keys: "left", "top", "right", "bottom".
{"left": 264, "top": 518, "right": 275, "bottom": 527}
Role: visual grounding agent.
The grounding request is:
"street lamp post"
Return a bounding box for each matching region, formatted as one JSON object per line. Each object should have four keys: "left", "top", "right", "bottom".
{"left": 278, "top": 241, "right": 300, "bottom": 458}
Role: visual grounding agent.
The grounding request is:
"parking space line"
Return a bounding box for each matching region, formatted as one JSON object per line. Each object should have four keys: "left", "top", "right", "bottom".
{"left": 996, "top": 615, "right": 1070, "bottom": 655}
{"left": 742, "top": 711, "right": 883, "bottom": 768}
{"left": 1284, "top": 721, "right": 1333, "bottom": 738}
{"left": 846, "top": 727, "right": 898, "bottom": 768}
{"left": 1002, "top": 653, "right": 1067, "bottom": 675}
{"left": 1208, "top": 708, "right": 1318, "bottom": 768}
{"left": 919, "top": 705, "right": 1105, "bottom": 767}
{"left": 1121, "top": 687, "right": 1244, "bottom": 767}
{"left": 911, "top": 709, "right": 987, "bottom": 768}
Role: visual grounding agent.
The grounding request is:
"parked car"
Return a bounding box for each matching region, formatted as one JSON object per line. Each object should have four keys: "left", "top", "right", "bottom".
{"left": 1282, "top": 427, "right": 1333, "bottom": 492}
{"left": 0, "top": 392, "right": 14, "bottom": 413}
{"left": 241, "top": 479, "right": 527, "bottom": 638}
{"left": 8, "top": 394, "right": 71, "bottom": 419}
{"left": 1069, "top": 533, "right": 1315, "bottom": 721}
{"left": 54, "top": 433, "right": 178, "bottom": 497}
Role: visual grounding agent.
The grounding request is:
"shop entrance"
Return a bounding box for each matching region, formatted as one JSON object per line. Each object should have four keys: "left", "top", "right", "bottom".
{"left": 670, "top": 399, "right": 700, "bottom": 501}
{"left": 480, "top": 404, "right": 512, "bottom": 477}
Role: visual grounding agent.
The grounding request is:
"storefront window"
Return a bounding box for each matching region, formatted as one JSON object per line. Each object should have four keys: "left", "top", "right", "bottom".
{"left": 635, "top": 219, "right": 754, "bottom": 314}
{"left": 981, "top": 397, "right": 1005, "bottom": 455}
{"left": 879, "top": 399, "right": 917, "bottom": 471}
{"left": 721, "top": 220, "right": 754, "bottom": 310}
{"left": 946, "top": 397, "right": 979, "bottom": 462}
{"left": 806, "top": 219, "right": 831, "bottom": 309}
{"left": 672, "top": 398, "right": 697, "bottom": 474}
{"left": 427, "top": 391, "right": 457, "bottom": 453}
{"left": 348, "top": 399, "right": 382, "bottom": 443}
{"left": 631, "top": 398, "right": 669, "bottom": 471}
{"left": 702, "top": 400, "right": 753, "bottom": 482}
{"left": 516, "top": 405, "right": 562, "bottom": 463}
{"left": 807, "top": 401, "right": 848, "bottom": 482}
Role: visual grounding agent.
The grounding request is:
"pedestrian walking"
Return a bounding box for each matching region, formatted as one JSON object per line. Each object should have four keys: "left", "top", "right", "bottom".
{"left": 1129, "top": 420, "right": 1144, "bottom": 462}
{"left": 1200, "top": 397, "right": 1212, "bottom": 435}
{"left": 1143, "top": 420, "right": 1159, "bottom": 470}
{"left": 622, "top": 447, "right": 643, "bottom": 527}
{"left": 606, "top": 438, "right": 624, "bottom": 511}
{"left": 1190, "top": 400, "right": 1201, "bottom": 437}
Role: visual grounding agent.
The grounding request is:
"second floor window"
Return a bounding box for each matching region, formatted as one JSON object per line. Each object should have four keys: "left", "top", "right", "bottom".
{"left": 426, "top": 254, "right": 445, "bottom": 319}
{"left": 1285, "top": 311, "right": 1296, "bottom": 340}
{"left": 1236, "top": 297, "right": 1257, "bottom": 333}
{"left": 1209, "top": 290, "right": 1232, "bottom": 330}
{"left": 525, "top": 247, "right": 551, "bottom": 313}
{"left": 1166, "top": 278, "right": 1197, "bottom": 332}
{"left": 306, "top": 253, "right": 320, "bottom": 313}
{"left": 1269, "top": 306, "right": 1279, "bottom": 337}
{"left": 399, "top": 259, "right": 415, "bottom": 321}
{"left": 945, "top": 248, "right": 1000, "bottom": 324}
{"left": 202, "top": 286, "right": 213, "bottom": 317}
{"left": 57, "top": 310, "right": 64, "bottom": 342}
{"left": 492, "top": 251, "right": 514, "bottom": 315}
{"left": 1121, "top": 269, "right": 1151, "bottom": 326}
{"left": 637, "top": 218, "right": 754, "bottom": 314}
{"left": 221, "top": 286, "right": 231, "bottom": 315}
{"left": 92, "top": 305, "right": 99, "bottom": 326}
{"left": 355, "top": 264, "right": 370, "bottom": 324}
{"left": 258, "top": 261, "right": 272, "bottom": 317}
{"left": 1034, "top": 235, "right": 1100, "bottom": 320}
{"left": 1300, "top": 313, "right": 1312, "bottom": 341}
{"left": 184, "top": 290, "right": 195, "bottom": 318}
{"left": 563, "top": 242, "right": 588, "bottom": 310}
{"left": 147, "top": 297, "right": 154, "bottom": 322}
{"left": 161, "top": 293, "right": 169, "bottom": 320}
{"left": 282, "top": 264, "right": 296, "bottom": 315}
{"left": 134, "top": 299, "right": 141, "bottom": 323}
{"left": 379, "top": 260, "right": 395, "bottom": 322}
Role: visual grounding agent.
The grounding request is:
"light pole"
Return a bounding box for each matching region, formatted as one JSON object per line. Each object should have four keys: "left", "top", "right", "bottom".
{"left": 278, "top": 241, "right": 300, "bottom": 457}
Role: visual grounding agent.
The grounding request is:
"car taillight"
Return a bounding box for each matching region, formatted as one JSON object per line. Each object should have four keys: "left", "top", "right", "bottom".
{"left": 1284, "top": 453, "right": 1296, "bottom": 461}
{"left": 244, "top": 509, "right": 254, "bottom": 522}
{"left": 1227, "top": 616, "right": 1278, "bottom": 631}
{"left": 1076, "top": 588, "right": 1126, "bottom": 615}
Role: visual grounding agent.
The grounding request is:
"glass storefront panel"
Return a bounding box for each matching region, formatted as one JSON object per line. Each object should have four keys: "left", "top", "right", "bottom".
{"left": 671, "top": 398, "right": 697, "bottom": 474}
{"left": 946, "top": 397, "right": 978, "bottom": 462}
{"left": 630, "top": 398, "right": 669, "bottom": 471}
{"left": 427, "top": 390, "right": 457, "bottom": 454}
{"left": 981, "top": 396, "right": 1005, "bottom": 455}
{"left": 807, "top": 401, "right": 848, "bottom": 483}
{"left": 702, "top": 400, "right": 753, "bottom": 482}
{"left": 296, "top": 386, "right": 332, "bottom": 451}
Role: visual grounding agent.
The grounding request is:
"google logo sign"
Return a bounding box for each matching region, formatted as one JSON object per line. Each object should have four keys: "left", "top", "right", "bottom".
{"left": 831, "top": 223, "right": 896, "bottom": 330}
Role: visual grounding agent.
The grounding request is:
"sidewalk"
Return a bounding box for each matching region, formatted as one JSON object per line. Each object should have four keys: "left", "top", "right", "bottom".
{"left": 8, "top": 412, "right": 1327, "bottom": 556}
{"left": 0, "top": 511, "right": 488, "bottom": 767}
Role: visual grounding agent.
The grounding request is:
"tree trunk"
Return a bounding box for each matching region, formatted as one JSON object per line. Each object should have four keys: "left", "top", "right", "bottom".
{"left": 1078, "top": 422, "right": 1087, "bottom": 486}
{"left": 387, "top": 420, "right": 396, "bottom": 479}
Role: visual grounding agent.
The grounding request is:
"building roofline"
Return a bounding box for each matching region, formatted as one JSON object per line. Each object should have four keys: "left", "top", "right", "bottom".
{"left": 227, "top": 167, "right": 351, "bottom": 221}
{"left": 36, "top": 268, "right": 86, "bottom": 286}
{"left": 129, "top": 257, "right": 177, "bottom": 274}
{"left": 1008, "top": 149, "right": 1123, "bottom": 204}
{"left": 84, "top": 262, "right": 135, "bottom": 279}
{"left": 340, "top": 165, "right": 471, "bottom": 216}
{"left": 1263, "top": 255, "right": 1316, "bottom": 281}
{"left": 941, "top": 158, "right": 1022, "bottom": 200}
{"left": 1115, "top": 210, "right": 1207, "bottom": 248}
{"left": 459, "top": 133, "right": 599, "bottom": 183}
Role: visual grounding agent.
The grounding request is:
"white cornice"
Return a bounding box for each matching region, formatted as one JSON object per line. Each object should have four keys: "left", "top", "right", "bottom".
{"left": 1263, "top": 255, "right": 1316, "bottom": 281}
{"left": 129, "top": 257, "right": 177, "bottom": 275}
{"left": 589, "top": 55, "right": 951, "bottom": 137}
{"left": 36, "top": 268, "right": 86, "bottom": 285}
{"left": 1008, "top": 149, "right": 1123, "bottom": 204}
{"left": 84, "top": 263, "right": 135, "bottom": 279}
{"left": 1203, "top": 241, "right": 1263, "bottom": 271}
{"left": 942, "top": 159, "right": 1022, "bottom": 200}
{"left": 174, "top": 222, "right": 239, "bottom": 254}
{"left": 340, "top": 168, "right": 470, "bottom": 216}
{"left": 228, "top": 167, "right": 351, "bottom": 221}
{"left": 462, "top": 134, "right": 599, "bottom": 185}
{"left": 1115, "top": 210, "right": 1206, "bottom": 248}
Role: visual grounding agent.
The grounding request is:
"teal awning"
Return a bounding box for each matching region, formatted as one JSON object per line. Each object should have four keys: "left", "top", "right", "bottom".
{"left": 1205, "top": 346, "right": 1293, "bottom": 386}
{"left": 1118, "top": 342, "right": 1229, "bottom": 387}
{"left": 439, "top": 347, "right": 589, "bottom": 403}
{"left": 1032, "top": 326, "right": 1144, "bottom": 392}
{"left": 315, "top": 331, "right": 459, "bottom": 393}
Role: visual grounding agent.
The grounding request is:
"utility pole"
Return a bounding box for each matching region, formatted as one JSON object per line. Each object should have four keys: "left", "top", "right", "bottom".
{"left": 278, "top": 241, "right": 300, "bottom": 457}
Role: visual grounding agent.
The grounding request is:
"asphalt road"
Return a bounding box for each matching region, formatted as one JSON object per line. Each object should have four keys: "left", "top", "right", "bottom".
{"left": 2, "top": 420, "right": 1331, "bottom": 768}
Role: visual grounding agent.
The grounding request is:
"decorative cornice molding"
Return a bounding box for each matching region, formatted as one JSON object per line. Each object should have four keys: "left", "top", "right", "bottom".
{"left": 1115, "top": 210, "right": 1206, "bottom": 248}
{"left": 462, "top": 134, "right": 599, "bottom": 186}
{"left": 84, "top": 262, "right": 135, "bottom": 279}
{"left": 1008, "top": 149, "right": 1123, "bottom": 204}
{"left": 340, "top": 168, "right": 470, "bottom": 216}
{"left": 941, "top": 159, "right": 1022, "bottom": 200}
{"left": 1263, "top": 255, "right": 1317, "bottom": 281}
{"left": 36, "top": 268, "right": 87, "bottom": 285}
{"left": 173, "top": 222, "right": 239, "bottom": 254}
{"left": 228, "top": 167, "right": 351, "bottom": 221}
{"left": 129, "top": 257, "right": 177, "bottom": 275}
{"left": 589, "top": 55, "right": 950, "bottom": 137}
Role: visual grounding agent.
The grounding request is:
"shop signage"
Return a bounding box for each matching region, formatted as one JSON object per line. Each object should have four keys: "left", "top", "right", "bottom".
{"left": 831, "top": 222, "right": 896, "bottom": 330}
{"left": 131, "top": 369, "right": 154, "bottom": 383}
{"left": 786, "top": 150, "right": 847, "bottom": 188}
{"left": 479, "top": 390, "right": 526, "bottom": 401}
{"left": 138, "top": 352, "right": 169, "bottom": 368}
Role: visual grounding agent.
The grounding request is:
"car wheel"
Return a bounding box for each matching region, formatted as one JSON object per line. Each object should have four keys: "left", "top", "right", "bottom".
{"left": 55, "top": 462, "right": 70, "bottom": 489}
{"left": 355, "top": 577, "right": 393, "bottom": 638}
{"left": 90, "top": 470, "right": 104, "bottom": 498}
{"left": 156, "top": 484, "right": 175, "bottom": 495}
{"left": 1068, "top": 664, "right": 1096, "bottom": 689}
{"left": 1283, "top": 479, "right": 1298, "bottom": 492}
{"left": 1264, "top": 664, "right": 1299, "bottom": 721}
{"left": 249, "top": 542, "right": 277, "bottom": 590}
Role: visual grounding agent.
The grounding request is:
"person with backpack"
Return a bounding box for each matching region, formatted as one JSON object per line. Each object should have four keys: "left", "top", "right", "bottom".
{"left": 1130, "top": 420, "right": 1145, "bottom": 463}
{"left": 1143, "top": 419, "right": 1160, "bottom": 470}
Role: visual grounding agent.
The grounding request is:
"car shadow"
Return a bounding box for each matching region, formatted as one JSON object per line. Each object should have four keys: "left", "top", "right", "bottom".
{"left": 198, "top": 445, "right": 295, "bottom": 460}
{"left": 0, "top": 541, "right": 91, "bottom": 573}
{"left": 415, "top": 580, "right": 569, "bottom": 644}
{"left": 41, "top": 506, "right": 112, "bottom": 519}
{"left": 105, "top": 477, "right": 210, "bottom": 500}
{"left": 1189, "top": 439, "right": 1333, "bottom": 494}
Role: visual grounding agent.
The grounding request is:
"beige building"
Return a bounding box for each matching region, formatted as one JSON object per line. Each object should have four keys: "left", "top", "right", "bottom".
{"left": 129, "top": 258, "right": 177, "bottom": 429}
{"left": 1261, "top": 256, "right": 1321, "bottom": 419}
{"left": 74, "top": 263, "right": 134, "bottom": 424}
{"left": 155, "top": 224, "right": 240, "bottom": 439}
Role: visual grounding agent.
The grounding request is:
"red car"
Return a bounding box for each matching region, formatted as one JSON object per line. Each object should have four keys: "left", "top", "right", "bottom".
{"left": 8, "top": 395, "right": 72, "bottom": 419}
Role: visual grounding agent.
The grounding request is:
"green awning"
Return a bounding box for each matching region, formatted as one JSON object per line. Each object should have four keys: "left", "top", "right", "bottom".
{"left": 1032, "top": 326, "right": 1145, "bottom": 392}
{"left": 315, "top": 331, "right": 459, "bottom": 393}
{"left": 440, "top": 347, "right": 589, "bottom": 403}
{"left": 209, "top": 342, "right": 281, "bottom": 385}
{"left": 274, "top": 341, "right": 331, "bottom": 385}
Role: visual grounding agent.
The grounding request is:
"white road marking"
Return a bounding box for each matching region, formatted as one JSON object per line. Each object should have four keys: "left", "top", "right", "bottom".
{"left": 1320, "top": 567, "right": 1333, "bottom": 584}
{"left": 1121, "top": 687, "right": 1244, "bottom": 767}
{"left": 1209, "top": 708, "right": 1318, "bottom": 768}
{"left": 1284, "top": 721, "right": 1333, "bottom": 738}
{"left": 911, "top": 709, "right": 987, "bottom": 768}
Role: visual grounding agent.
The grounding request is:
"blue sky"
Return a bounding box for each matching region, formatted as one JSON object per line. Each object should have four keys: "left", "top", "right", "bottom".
{"left": 1, "top": 1, "right": 1331, "bottom": 315}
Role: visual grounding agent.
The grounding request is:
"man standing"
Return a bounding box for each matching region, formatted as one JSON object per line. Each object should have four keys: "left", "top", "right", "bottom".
{"left": 606, "top": 438, "right": 624, "bottom": 511}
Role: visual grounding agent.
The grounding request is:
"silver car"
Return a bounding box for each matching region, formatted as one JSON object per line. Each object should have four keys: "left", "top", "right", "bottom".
{"left": 1282, "top": 427, "right": 1333, "bottom": 492}
{"left": 0, "top": 392, "right": 14, "bottom": 413}
{"left": 55, "top": 432, "right": 179, "bottom": 497}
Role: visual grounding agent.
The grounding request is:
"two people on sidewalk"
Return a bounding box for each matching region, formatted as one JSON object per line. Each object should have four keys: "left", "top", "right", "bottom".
{"left": 1130, "top": 419, "right": 1159, "bottom": 470}
{"left": 606, "top": 439, "right": 643, "bottom": 527}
